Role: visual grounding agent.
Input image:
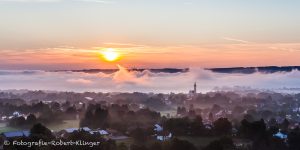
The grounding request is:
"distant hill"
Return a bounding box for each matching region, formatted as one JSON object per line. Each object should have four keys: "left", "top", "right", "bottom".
{"left": 52, "top": 68, "right": 190, "bottom": 74}
{"left": 51, "top": 66, "right": 300, "bottom": 74}
{"left": 208, "top": 66, "right": 300, "bottom": 74}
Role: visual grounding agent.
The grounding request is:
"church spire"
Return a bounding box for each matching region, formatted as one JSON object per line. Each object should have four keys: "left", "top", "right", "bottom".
{"left": 194, "top": 82, "right": 197, "bottom": 94}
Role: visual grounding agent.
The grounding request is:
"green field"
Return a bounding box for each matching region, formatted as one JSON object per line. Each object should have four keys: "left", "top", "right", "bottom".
{"left": 0, "top": 123, "right": 19, "bottom": 133}
{"left": 0, "top": 120, "right": 80, "bottom": 133}
{"left": 47, "top": 120, "right": 80, "bottom": 132}
{"left": 160, "top": 110, "right": 177, "bottom": 117}
{"left": 115, "top": 138, "right": 133, "bottom": 147}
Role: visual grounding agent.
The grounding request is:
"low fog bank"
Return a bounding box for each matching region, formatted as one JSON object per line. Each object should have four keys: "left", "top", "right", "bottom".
{"left": 1, "top": 65, "right": 300, "bottom": 93}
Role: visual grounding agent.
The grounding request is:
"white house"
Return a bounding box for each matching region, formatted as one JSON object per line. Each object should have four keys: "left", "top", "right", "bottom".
{"left": 154, "top": 124, "right": 163, "bottom": 132}
{"left": 153, "top": 124, "right": 172, "bottom": 141}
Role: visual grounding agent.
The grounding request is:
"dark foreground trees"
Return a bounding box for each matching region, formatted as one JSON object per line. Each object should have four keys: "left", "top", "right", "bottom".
{"left": 203, "top": 137, "right": 234, "bottom": 150}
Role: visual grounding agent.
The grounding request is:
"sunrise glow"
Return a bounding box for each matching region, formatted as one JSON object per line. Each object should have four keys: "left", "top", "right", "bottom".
{"left": 101, "top": 48, "right": 120, "bottom": 62}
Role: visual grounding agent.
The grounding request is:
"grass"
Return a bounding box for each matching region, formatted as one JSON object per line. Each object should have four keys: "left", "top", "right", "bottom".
{"left": 115, "top": 138, "right": 133, "bottom": 147}
{"left": 0, "top": 120, "right": 80, "bottom": 133}
{"left": 0, "top": 123, "right": 19, "bottom": 133}
{"left": 47, "top": 120, "right": 80, "bottom": 132}
{"left": 0, "top": 126, "right": 20, "bottom": 133}
{"left": 159, "top": 110, "right": 177, "bottom": 117}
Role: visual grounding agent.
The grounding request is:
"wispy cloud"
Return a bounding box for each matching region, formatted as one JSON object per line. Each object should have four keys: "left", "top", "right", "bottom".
{"left": 268, "top": 45, "right": 300, "bottom": 52}
{"left": 221, "top": 37, "right": 300, "bottom": 52}
{"left": 67, "top": 78, "right": 93, "bottom": 85}
{"left": 222, "top": 37, "right": 252, "bottom": 44}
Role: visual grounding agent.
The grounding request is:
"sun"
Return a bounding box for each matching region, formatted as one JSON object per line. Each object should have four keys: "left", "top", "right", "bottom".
{"left": 101, "top": 48, "right": 120, "bottom": 62}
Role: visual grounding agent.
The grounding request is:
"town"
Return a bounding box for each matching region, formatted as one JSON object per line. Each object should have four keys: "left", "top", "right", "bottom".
{"left": 1, "top": 83, "right": 300, "bottom": 150}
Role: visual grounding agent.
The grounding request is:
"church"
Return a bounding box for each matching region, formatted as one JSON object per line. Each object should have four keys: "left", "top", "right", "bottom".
{"left": 188, "top": 82, "right": 197, "bottom": 98}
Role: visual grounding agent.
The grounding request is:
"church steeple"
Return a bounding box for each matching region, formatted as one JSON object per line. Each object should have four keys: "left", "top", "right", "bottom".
{"left": 194, "top": 82, "right": 197, "bottom": 94}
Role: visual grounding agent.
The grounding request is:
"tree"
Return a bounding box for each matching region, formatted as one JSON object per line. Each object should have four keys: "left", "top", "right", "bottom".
{"left": 51, "top": 102, "right": 61, "bottom": 112}
{"left": 211, "top": 104, "right": 221, "bottom": 114}
{"left": 30, "top": 123, "right": 55, "bottom": 141}
{"left": 190, "top": 116, "right": 204, "bottom": 136}
{"left": 239, "top": 119, "right": 266, "bottom": 139}
{"left": 233, "top": 105, "right": 244, "bottom": 114}
{"left": 26, "top": 114, "right": 37, "bottom": 125}
{"left": 117, "top": 143, "right": 128, "bottom": 150}
{"left": 130, "top": 128, "right": 148, "bottom": 144}
{"left": 102, "top": 139, "right": 117, "bottom": 150}
{"left": 94, "top": 107, "right": 109, "bottom": 128}
{"left": 149, "top": 142, "right": 162, "bottom": 150}
{"left": 203, "top": 137, "right": 234, "bottom": 150}
{"left": 80, "top": 106, "right": 109, "bottom": 129}
{"left": 169, "top": 138, "right": 197, "bottom": 150}
{"left": 280, "top": 119, "right": 289, "bottom": 131}
{"left": 130, "top": 144, "right": 149, "bottom": 150}
{"left": 177, "top": 107, "right": 187, "bottom": 116}
{"left": 164, "top": 117, "right": 190, "bottom": 136}
{"left": 243, "top": 114, "right": 254, "bottom": 122}
{"left": 213, "top": 118, "right": 232, "bottom": 135}
{"left": 9, "top": 116, "right": 26, "bottom": 127}
{"left": 268, "top": 118, "right": 278, "bottom": 127}
{"left": 209, "top": 112, "right": 214, "bottom": 122}
{"left": 65, "top": 130, "right": 104, "bottom": 150}
{"left": 261, "top": 110, "right": 273, "bottom": 120}
{"left": 288, "top": 127, "right": 300, "bottom": 150}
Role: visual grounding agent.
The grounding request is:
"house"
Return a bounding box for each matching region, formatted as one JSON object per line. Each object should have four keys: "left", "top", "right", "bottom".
{"left": 232, "top": 128, "right": 238, "bottom": 136}
{"left": 64, "top": 128, "right": 79, "bottom": 133}
{"left": 234, "top": 139, "right": 253, "bottom": 149}
{"left": 98, "top": 130, "right": 109, "bottom": 135}
{"left": 153, "top": 124, "right": 172, "bottom": 141}
{"left": 58, "top": 127, "right": 109, "bottom": 138}
{"left": 273, "top": 131, "right": 288, "bottom": 140}
{"left": 154, "top": 124, "right": 163, "bottom": 132}
{"left": 58, "top": 128, "right": 78, "bottom": 138}
{"left": 89, "top": 130, "right": 109, "bottom": 136}
{"left": 156, "top": 132, "right": 172, "bottom": 141}
{"left": 1, "top": 116, "right": 7, "bottom": 121}
{"left": 81, "top": 127, "right": 91, "bottom": 132}
{"left": 13, "top": 111, "right": 21, "bottom": 117}
{"left": 204, "top": 124, "right": 213, "bottom": 130}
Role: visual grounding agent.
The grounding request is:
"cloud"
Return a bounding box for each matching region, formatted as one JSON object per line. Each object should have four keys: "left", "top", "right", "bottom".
{"left": 100, "top": 43, "right": 147, "bottom": 49}
{"left": 112, "top": 65, "right": 149, "bottom": 85}
{"left": 67, "top": 78, "right": 93, "bottom": 85}
{"left": 269, "top": 46, "right": 300, "bottom": 52}
{"left": 222, "top": 37, "right": 252, "bottom": 44}
{"left": 1, "top": 65, "right": 300, "bottom": 93}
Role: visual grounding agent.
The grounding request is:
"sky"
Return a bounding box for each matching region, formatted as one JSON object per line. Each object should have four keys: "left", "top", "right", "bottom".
{"left": 0, "top": 0, "right": 300, "bottom": 70}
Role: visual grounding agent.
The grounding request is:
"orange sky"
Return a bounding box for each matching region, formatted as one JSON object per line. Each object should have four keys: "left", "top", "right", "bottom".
{"left": 1, "top": 42, "right": 300, "bottom": 69}
{"left": 0, "top": 0, "right": 300, "bottom": 69}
